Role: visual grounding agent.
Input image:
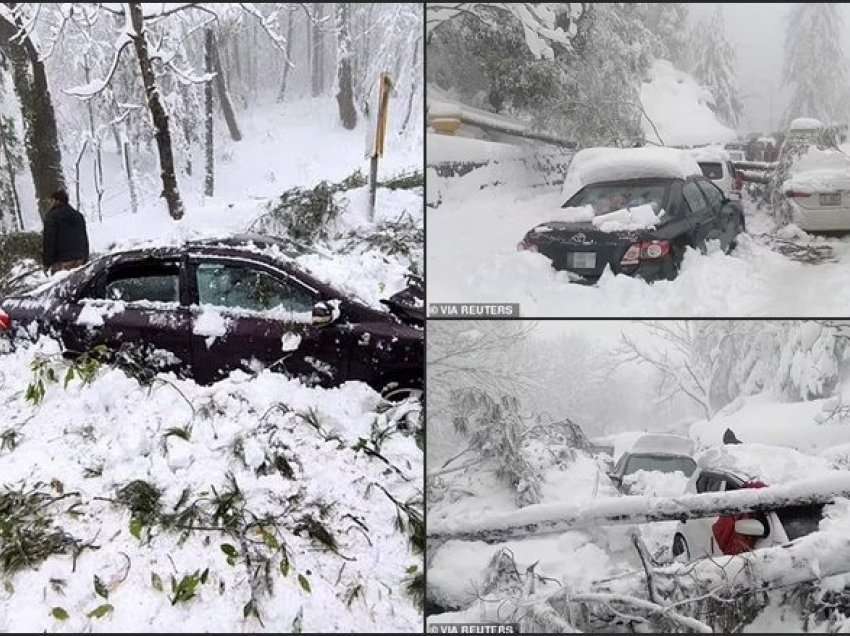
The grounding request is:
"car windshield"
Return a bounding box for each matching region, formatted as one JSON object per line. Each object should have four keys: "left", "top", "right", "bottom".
{"left": 624, "top": 454, "right": 696, "bottom": 477}
{"left": 775, "top": 504, "right": 824, "bottom": 541}
{"left": 699, "top": 162, "right": 723, "bottom": 180}
{"left": 566, "top": 181, "right": 669, "bottom": 216}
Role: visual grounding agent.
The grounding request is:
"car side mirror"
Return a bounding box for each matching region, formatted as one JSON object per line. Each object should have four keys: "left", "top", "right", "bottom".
{"left": 734, "top": 518, "right": 766, "bottom": 537}
{"left": 607, "top": 472, "right": 621, "bottom": 485}
{"left": 312, "top": 301, "right": 335, "bottom": 326}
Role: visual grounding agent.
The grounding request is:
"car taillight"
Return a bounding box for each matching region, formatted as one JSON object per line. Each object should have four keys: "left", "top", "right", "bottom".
{"left": 786, "top": 191, "right": 812, "bottom": 198}
{"left": 620, "top": 241, "right": 671, "bottom": 267}
{"left": 0, "top": 310, "right": 10, "bottom": 331}
{"left": 620, "top": 243, "right": 641, "bottom": 266}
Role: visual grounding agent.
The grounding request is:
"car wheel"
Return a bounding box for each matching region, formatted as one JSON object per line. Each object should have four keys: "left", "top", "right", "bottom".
{"left": 672, "top": 533, "right": 690, "bottom": 563}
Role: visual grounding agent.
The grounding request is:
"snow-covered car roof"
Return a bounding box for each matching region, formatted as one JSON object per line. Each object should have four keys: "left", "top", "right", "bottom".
{"left": 562, "top": 146, "right": 702, "bottom": 200}
{"left": 629, "top": 433, "right": 694, "bottom": 457}
{"left": 688, "top": 146, "right": 731, "bottom": 164}
{"left": 697, "top": 443, "right": 836, "bottom": 485}
{"left": 789, "top": 117, "right": 824, "bottom": 131}
{"left": 782, "top": 147, "right": 850, "bottom": 193}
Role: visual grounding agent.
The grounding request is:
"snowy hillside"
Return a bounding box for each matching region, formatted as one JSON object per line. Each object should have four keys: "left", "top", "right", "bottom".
{"left": 640, "top": 59, "right": 737, "bottom": 147}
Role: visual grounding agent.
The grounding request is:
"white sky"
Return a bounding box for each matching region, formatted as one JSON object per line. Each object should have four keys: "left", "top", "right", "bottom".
{"left": 689, "top": 3, "right": 850, "bottom": 134}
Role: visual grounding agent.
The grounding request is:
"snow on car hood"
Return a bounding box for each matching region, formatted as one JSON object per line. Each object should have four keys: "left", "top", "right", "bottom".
{"left": 783, "top": 147, "right": 850, "bottom": 193}
{"left": 562, "top": 146, "right": 702, "bottom": 201}
{"left": 697, "top": 443, "right": 836, "bottom": 485}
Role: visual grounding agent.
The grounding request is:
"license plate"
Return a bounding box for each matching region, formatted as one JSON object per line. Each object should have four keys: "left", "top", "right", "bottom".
{"left": 570, "top": 252, "right": 596, "bottom": 269}
{"left": 820, "top": 193, "right": 842, "bottom": 206}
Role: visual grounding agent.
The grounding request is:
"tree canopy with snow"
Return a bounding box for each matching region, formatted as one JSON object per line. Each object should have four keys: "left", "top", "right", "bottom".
{"left": 782, "top": 2, "right": 850, "bottom": 126}
{"left": 690, "top": 6, "right": 743, "bottom": 129}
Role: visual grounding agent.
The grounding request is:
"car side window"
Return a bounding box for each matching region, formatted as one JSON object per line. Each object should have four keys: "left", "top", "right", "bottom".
{"left": 682, "top": 182, "right": 709, "bottom": 215}
{"left": 196, "top": 262, "right": 315, "bottom": 318}
{"left": 101, "top": 261, "right": 180, "bottom": 304}
{"left": 696, "top": 179, "right": 726, "bottom": 210}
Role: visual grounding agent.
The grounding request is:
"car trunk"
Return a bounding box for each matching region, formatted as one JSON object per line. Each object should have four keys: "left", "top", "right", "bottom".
{"left": 531, "top": 223, "right": 640, "bottom": 278}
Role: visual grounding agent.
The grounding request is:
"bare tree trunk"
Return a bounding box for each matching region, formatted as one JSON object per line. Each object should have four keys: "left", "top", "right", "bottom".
{"left": 123, "top": 140, "right": 139, "bottom": 216}
{"left": 127, "top": 2, "right": 184, "bottom": 220}
{"left": 335, "top": 3, "right": 357, "bottom": 130}
{"left": 83, "top": 59, "right": 104, "bottom": 221}
{"left": 0, "top": 6, "right": 66, "bottom": 221}
{"left": 311, "top": 3, "right": 324, "bottom": 97}
{"left": 204, "top": 28, "right": 215, "bottom": 197}
{"left": 208, "top": 29, "right": 242, "bottom": 142}
{"left": 401, "top": 36, "right": 421, "bottom": 133}
{"left": 277, "top": 7, "right": 295, "bottom": 103}
{"left": 429, "top": 473, "right": 850, "bottom": 544}
{"left": 0, "top": 118, "right": 23, "bottom": 231}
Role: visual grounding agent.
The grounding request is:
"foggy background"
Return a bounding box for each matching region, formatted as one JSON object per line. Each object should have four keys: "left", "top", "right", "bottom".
{"left": 689, "top": 3, "right": 850, "bottom": 133}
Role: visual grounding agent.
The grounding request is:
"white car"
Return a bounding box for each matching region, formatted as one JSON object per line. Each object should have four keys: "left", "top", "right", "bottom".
{"left": 671, "top": 444, "right": 830, "bottom": 562}
{"left": 608, "top": 433, "right": 696, "bottom": 494}
{"left": 780, "top": 117, "right": 850, "bottom": 231}
{"left": 688, "top": 147, "right": 741, "bottom": 199}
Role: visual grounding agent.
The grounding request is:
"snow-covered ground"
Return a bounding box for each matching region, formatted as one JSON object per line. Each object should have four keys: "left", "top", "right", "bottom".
{"left": 426, "top": 170, "right": 850, "bottom": 316}
{"left": 0, "top": 338, "right": 423, "bottom": 633}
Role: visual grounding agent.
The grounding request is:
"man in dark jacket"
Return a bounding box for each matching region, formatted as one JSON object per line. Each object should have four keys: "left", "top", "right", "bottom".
{"left": 42, "top": 190, "right": 89, "bottom": 274}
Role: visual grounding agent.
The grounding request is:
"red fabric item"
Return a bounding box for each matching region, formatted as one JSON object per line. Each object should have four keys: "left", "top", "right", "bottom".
{"left": 712, "top": 480, "right": 768, "bottom": 555}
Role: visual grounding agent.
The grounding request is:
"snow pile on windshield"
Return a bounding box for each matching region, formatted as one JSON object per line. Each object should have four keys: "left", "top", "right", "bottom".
{"left": 783, "top": 147, "right": 850, "bottom": 193}
{"left": 622, "top": 469, "right": 689, "bottom": 497}
{"left": 688, "top": 145, "right": 731, "bottom": 163}
{"left": 640, "top": 59, "right": 737, "bottom": 148}
{"left": 696, "top": 443, "right": 836, "bottom": 485}
{"left": 0, "top": 339, "right": 422, "bottom": 632}
{"left": 562, "top": 146, "right": 702, "bottom": 200}
{"left": 592, "top": 204, "right": 661, "bottom": 232}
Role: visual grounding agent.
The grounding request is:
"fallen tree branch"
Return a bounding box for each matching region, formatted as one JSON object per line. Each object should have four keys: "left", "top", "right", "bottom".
{"left": 429, "top": 473, "right": 850, "bottom": 543}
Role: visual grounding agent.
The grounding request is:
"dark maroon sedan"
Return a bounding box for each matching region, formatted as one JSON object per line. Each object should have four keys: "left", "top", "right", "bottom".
{"left": 0, "top": 236, "right": 423, "bottom": 397}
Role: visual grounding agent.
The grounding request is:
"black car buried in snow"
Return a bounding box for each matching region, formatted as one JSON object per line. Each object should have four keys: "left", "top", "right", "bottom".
{"left": 517, "top": 175, "right": 746, "bottom": 282}
{"left": 0, "top": 236, "right": 423, "bottom": 398}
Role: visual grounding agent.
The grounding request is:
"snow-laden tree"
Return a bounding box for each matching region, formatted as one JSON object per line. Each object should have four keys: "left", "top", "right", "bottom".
{"left": 426, "top": 2, "right": 586, "bottom": 60}
{"left": 637, "top": 2, "right": 689, "bottom": 66}
{"left": 690, "top": 6, "right": 743, "bottom": 128}
{"left": 0, "top": 2, "right": 65, "bottom": 220}
{"left": 782, "top": 3, "right": 850, "bottom": 125}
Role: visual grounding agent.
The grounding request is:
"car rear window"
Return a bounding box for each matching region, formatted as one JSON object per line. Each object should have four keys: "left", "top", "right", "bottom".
{"left": 104, "top": 262, "right": 180, "bottom": 304}
{"left": 774, "top": 504, "right": 824, "bottom": 541}
{"left": 624, "top": 454, "right": 696, "bottom": 477}
{"left": 565, "top": 182, "right": 669, "bottom": 216}
{"left": 698, "top": 162, "right": 723, "bottom": 180}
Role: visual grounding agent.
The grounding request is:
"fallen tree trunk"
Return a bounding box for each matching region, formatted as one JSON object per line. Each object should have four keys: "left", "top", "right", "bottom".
{"left": 737, "top": 169, "right": 772, "bottom": 184}
{"left": 429, "top": 473, "right": 850, "bottom": 544}
{"left": 733, "top": 160, "right": 778, "bottom": 171}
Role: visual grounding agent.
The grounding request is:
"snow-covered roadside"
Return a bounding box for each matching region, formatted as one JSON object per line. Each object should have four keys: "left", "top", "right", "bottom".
{"left": 0, "top": 339, "right": 423, "bottom": 633}
{"left": 426, "top": 175, "right": 850, "bottom": 317}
